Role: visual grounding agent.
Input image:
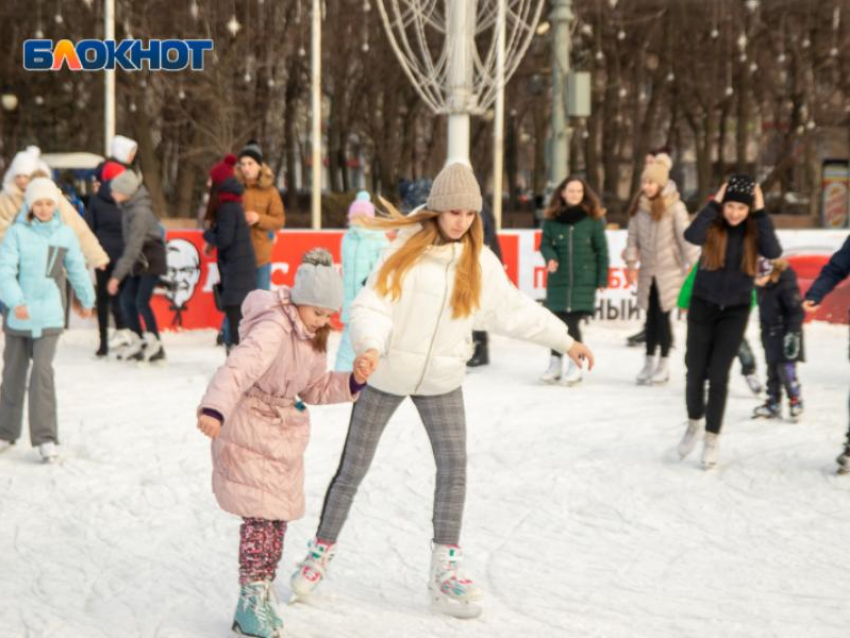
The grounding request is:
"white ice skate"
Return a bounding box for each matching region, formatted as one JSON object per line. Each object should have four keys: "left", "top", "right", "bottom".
{"left": 108, "top": 328, "right": 134, "bottom": 350}
{"left": 678, "top": 419, "right": 703, "bottom": 459}
{"left": 115, "top": 332, "right": 143, "bottom": 361}
{"left": 289, "top": 538, "right": 336, "bottom": 603}
{"left": 539, "top": 355, "right": 563, "bottom": 384}
{"left": 744, "top": 373, "right": 763, "bottom": 395}
{"left": 636, "top": 355, "right": 657, "bottom": 385}
{"left": 141, "top": 332, "right": 166, "bottom": 364}
{"left": 38, "top": 442, "right": 58, "bottom": 463}
{"left": 429, "top": 544, "right": 482, "bottom": 620}
{"left": 701, "top": 433, "right": 719, "bottom": 470}
{"left": 650, "top": 357, "right": 670, "bottom": 385}
{"left": 561, "top": 359, "right": 583, "bottom": 386}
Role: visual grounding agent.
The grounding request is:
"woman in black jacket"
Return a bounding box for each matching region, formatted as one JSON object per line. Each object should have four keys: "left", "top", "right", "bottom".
{"left": 203, "top": 155, "right": 257, "bottom": 350}
{"left": 86, "top": 162, "right": 129, "bottom": 357}
{"left": 677, "top": 175, "right": 782, "bottom": 469}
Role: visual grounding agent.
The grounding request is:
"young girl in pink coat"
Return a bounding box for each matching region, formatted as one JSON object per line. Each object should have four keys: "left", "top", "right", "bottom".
{"left": 197, "top": 249, "right": 371, "bottom": 638}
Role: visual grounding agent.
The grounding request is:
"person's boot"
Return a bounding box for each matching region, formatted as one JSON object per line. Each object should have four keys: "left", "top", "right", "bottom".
{"left": 678, "top": 419, "right": 703, "bottom": 459}
{"left": 650, "top": 357, "right": 670, "bottom": 385}
{"left": 701, "top": 432, "right": 720, "bottom": 470}
{"left": 752, "top": 400, "right": 780, "bottom": 419}
{"left": 636, "top": 354, "right": 656, "bottom": 385}
{"left": 467, "top": 332, "right": 489, "bottom": 367}
{"left": 744, "top": 373, "right": 763, "bottom": 395}
{"left": 562, "top": 359, "right": 583, "bottom": 386}
{"left": 429, "top": 544, "right": 482, "bottom": 619}
{"left": 231, "top": 581, "right": 282, "bottom": 638}
{"left": 788, "top": 398, "right": 804, "bottom": 422}
{"left": 290, "top": 538, "right": 336, "bottom": 602}
{"left": 626, "top": 329, "right": 646, "bottom": 347}
{"left": 836, "top": 441, "right": 850, "bottom": 475}
{"left": 539, "top": 355, "right": 563, "bottom": 384}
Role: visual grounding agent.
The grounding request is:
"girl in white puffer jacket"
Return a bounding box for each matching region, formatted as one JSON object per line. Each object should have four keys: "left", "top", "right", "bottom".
{"left": 290, "top": 163, "right": 594, "bottom": 618}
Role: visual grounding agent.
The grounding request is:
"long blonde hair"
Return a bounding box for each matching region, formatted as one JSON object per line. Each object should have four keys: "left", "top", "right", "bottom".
{"left": 358, "top": 197, "right": 483, "bottom": 319}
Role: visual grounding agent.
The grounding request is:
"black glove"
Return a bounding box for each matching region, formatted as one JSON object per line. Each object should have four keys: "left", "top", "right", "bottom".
{"left": 783, "top": 332, "right": 801, "bottom": 360}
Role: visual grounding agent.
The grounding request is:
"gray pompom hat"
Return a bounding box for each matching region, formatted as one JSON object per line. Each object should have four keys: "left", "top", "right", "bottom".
{"left": 290, "top": 248, "right": 344, "bottom": 311}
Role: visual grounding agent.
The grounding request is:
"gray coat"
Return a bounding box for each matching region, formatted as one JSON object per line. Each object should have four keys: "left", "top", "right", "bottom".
{"left": 625, "top": 181, "right": 699, "bottom": 313}
{"left": 113, "top": 186, "right": 166, "bottom": 281}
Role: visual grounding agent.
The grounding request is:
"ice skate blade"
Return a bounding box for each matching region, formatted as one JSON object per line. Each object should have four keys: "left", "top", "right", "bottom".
{"left": 430, "top": 593, "right": 482, "bottom": 620}
{"left": 232, "top": 621, "right": 282, "bottom": 637}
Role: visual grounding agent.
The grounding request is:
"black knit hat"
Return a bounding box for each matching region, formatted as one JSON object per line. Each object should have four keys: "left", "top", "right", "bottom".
{"left": 238, "top": 139, "right": 263, "bottom": 165}
{"left": 723, "top": 173, "right": 755, "bottom": 208}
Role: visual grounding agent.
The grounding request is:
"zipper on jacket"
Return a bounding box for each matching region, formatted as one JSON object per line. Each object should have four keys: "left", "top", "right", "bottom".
{"left": 567, "top": 226, "right": 574, "bottom": 312}
{"left": 414, "top": 244, "right": 455, "bottom": 395}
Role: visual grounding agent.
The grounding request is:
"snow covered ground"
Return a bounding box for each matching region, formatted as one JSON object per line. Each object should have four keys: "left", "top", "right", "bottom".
{"left": 1, "top": 319, "right": 848, "bottom": 638}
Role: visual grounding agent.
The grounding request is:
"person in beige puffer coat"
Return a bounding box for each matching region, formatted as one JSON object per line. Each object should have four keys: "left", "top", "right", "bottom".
{"left": 0, "top": 149, "right": 109, "bottom": 270}
{"left": 625, "top": 153, "right": 699, "bottom": 386}
{"left": 196, "top": 249, "right": 373, "bottom": 637}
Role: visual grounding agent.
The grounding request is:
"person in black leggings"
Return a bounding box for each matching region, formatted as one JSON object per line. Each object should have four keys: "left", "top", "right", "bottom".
{"left": 676, "top": 175, "right": 781, "bottom": 469}
{"left": 86, "top": 163, "right": 128, "bottom": 357}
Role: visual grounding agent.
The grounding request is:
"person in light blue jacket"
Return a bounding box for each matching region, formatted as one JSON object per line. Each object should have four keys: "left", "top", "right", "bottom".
{"left": 0, "top": 178, "right": 95, "bottom": 462}
{"left": 335, "top": 191, "right": 389, "bottom": 371}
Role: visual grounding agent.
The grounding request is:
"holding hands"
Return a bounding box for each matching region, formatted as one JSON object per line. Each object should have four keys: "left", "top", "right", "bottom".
{"left": 352, "top": 349, "right": 380, "bottom": 384}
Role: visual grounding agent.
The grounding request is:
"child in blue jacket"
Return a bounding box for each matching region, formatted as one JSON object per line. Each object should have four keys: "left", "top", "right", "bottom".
{"left": 0, "top": 178, "right": 96, "bottom": 462}
{"left": 335, "top": 191, "right": 388, "bottom": 371}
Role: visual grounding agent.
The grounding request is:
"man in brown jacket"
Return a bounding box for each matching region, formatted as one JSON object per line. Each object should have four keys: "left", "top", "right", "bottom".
{"left": 235, "top": 140, "right": 285, "bottom": 290}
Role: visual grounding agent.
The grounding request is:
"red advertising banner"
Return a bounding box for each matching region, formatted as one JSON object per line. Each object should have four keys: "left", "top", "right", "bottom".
{"left": 152, "top": 229, "right": 849, "bottom": 331}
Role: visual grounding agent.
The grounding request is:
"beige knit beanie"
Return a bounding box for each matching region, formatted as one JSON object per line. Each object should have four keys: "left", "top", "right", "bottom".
{"left": 641, "top": 153, "right": 673, "bottom": 189}
{"left": 426, "top": 162, "right": 483, "bottom": 212}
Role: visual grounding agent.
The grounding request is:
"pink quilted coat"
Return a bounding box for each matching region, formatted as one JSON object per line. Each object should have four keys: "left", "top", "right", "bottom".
{"left": 198, "top": 287, "right": 357, "bottom": 521}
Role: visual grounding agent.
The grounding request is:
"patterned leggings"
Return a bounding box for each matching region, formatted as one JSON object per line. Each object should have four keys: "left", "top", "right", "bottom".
{"left": 239, "top": 518, "right": 288, "bottom": 585}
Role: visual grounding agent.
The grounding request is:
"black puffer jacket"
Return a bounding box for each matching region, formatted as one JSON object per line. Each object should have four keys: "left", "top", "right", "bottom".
{"left": 685, "top": 201, "right": 782, "bottom": 308}
{"left": 202, "top": 177, "right": 257, "bottom": 308}
{"left": 757, "top": 267, "right": 805, "bottom": 364}
{"left": 85, "top": 180, "right": 125, "bottom": 263}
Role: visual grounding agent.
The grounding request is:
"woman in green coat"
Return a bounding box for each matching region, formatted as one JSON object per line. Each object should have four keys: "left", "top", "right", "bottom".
{"left": 539, "top": 176, "right": 609, "bottom": 385}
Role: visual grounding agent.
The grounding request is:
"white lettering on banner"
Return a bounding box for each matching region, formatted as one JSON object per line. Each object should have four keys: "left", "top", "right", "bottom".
{"left": 506, "top": 228, "right": 848, "bottom": 321}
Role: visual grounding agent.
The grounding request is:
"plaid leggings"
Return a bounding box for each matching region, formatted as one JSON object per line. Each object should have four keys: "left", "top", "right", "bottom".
{"left": 239, "top": 518, "right": 288, "bottom": 585}
{"left": 317, "top": 385, "right": 467, "bottom": 545}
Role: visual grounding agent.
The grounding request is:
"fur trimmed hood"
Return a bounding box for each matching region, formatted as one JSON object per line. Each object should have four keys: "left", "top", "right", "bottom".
{"left": 235, "top": 162, "right": 276, "bottom": 190}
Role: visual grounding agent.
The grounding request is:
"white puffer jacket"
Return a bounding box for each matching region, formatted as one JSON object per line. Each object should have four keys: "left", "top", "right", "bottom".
{"left": 350, "top": 226, "right": 575, "bottom": 396}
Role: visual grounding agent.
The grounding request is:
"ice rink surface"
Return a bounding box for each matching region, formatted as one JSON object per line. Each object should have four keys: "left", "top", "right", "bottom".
{"left": 1, "top": 320, "right": 848, "bottom": 638}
